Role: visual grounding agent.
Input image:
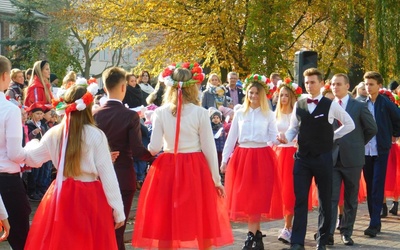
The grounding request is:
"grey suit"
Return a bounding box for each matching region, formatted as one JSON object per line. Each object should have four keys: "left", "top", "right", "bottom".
{"left": 330, "top": 95, "right": 377, "bottom": 237}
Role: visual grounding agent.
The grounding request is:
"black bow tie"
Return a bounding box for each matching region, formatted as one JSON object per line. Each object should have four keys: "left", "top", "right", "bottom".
{"left": 307, "top": 98, "right": 319, "bottom": 105}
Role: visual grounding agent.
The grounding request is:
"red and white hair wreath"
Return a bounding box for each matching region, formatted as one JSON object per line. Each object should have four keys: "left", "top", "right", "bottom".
{"left": 161, "top": 62, "right": 205, "bottom": 88}
{"left": 52, "top": 77, "right": 99, "bottom": 116}
{"left": 244, "top": 74, "right": 276, "bottom": 99}
{"left": 277, "top": 78, "right": 303, "bottom": 98}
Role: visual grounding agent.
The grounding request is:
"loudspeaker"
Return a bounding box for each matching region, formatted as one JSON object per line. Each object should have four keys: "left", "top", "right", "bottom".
{"left": 294, "top": 50, "right": 318, "bottom": 89}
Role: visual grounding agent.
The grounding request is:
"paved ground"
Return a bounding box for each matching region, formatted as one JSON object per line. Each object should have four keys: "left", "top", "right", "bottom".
{"left": 2, "top": 196, "right": 400, "bottom": 249}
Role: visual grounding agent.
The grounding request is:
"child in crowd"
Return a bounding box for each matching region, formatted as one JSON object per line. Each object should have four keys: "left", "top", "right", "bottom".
{"left": 209, "top": 108, "right": 227, "bottom": 184}
{"left": 26, "top": 103, "right": 50, "bottom": 201}
{"left": 219, "top": 105, "right": 235, "bottom": 134}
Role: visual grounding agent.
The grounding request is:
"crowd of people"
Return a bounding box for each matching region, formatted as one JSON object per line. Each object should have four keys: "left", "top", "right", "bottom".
{"left": 0, "top": 54, "right": 400, "bottom": 250}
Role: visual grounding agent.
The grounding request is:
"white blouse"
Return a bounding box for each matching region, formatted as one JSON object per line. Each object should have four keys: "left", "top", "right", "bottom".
{"left": 149, "top": 103, "right": 222, "bottom": 187}
{"left": 24, "top": 125, "right": 125, "bottom": 223}
{"left": 276, "top": 113, "right": 296, "bottom": 147}
{"left": 222, "top": 107, "right": 279, "bottom": 163}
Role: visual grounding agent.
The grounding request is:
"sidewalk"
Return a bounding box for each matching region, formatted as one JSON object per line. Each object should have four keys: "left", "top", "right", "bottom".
{"left": 2, "top": 197, "right": 400, "bottom": 249}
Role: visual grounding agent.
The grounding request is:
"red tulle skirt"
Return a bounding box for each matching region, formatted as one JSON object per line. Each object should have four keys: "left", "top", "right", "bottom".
{"left": 132, "top": 152, "right": 233, "bottom": 249}
{"left": 225, "top": 146, "right": 283, "bottom": 222}
{"left": 25, "top": 179, "right": 117, "bottom": 250}
{"left": 385, "top": 144, "right": 400, "bottom": 198}
{"left": 275, "top": 147, "right": 297, "bottom": 215}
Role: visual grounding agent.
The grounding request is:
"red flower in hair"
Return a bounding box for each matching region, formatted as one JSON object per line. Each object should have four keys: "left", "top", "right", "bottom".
{"left": 162, "top": 68, "right": 173, "bottom": 78}
{"left": 296, "top": 87, "right": 303, "bottom": 95}
{"left": 284, "top": 78, "right": 291, "bottom": 84}
{"left": 82, "top": 92, "right": 94, "bottom": 105}
{"left": 182, "top": 62, "right": 190, "bottom": 69}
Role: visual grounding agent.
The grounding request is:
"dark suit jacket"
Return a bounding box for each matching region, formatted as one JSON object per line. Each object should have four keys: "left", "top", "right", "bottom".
{"left": 93, "top": 100, "right": 153, "bottom": 191}
{"left": 332, "top": 96, "right": 377, "bottom": 168}
{"left": 367, "top": 94, "right": 400, "bottom": 155}
{"left": 225, "top": 86, "right": 245, "bottom": 105}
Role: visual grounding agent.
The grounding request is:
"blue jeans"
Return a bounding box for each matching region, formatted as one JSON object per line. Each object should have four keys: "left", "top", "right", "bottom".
{"left": 134, "top": 160, "right": 147, "bottom": 182}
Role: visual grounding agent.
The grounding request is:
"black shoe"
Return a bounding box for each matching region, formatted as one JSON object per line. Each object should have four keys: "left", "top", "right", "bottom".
{"left": 242, "top": 231, "right": 255, "bottom": 250}
{"left": 288, "top": 244, "right": 305, "bottom": 250}
{"left": 364, "top": 227, "right": 378, "bottom": 237}
{"left": 313, "top": 233, "right": 317, "bottom": 241}
{"left": 377, "top": 224, "right": 381, "bottom": 233}
{"left": 327, "top": 234, "right": 334, "bottom": 245}
{"left": 341, "top": 235, "right": 354, "bottom": 246}
{"left": 389, "top": 201, "right": 398, "bottom": 215}
{"left": 316, "top": 244, "right": 326, "bottom": 250}
{"left": 336, "top": 214, "right": 342, "bottom": 230}
{"left": 381, "top": 203, "right": 388, "bottom": 218}
{"left": 28, "top": 193, "right": 41, "bottom": 202}
{"left": 254, "top": 230, "right": 265, "bottom": 250}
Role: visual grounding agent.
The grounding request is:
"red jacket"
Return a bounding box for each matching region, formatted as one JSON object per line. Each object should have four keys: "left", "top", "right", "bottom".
{"left": 24, "top": 76, "right": 53, "bottom": 106}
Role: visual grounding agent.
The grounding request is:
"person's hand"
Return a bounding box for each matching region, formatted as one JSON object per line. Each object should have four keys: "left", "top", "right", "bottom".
{"left": 33, "top": 128, "right": 41, "bottom": 135}
{"left": 0, "top": 219, "right": 10, "bottom": 242}
{"left": 220, "top": 162, "right": 227, "bottom": 174}
{"left": 110, "top": 151, "right": 120, "bottom": 163}
{"left": 277, "top": 132, "right": 288, "bottom": 144}
{"left": 114, "top": 221, "right": 124, "bottom": 229}
{"left": 216, "top": 185, "right": 226, "bottom": 198}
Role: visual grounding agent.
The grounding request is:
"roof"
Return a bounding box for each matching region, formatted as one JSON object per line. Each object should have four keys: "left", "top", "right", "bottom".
{"left": 0, "top": 0, "right": 48, "bottom": 19}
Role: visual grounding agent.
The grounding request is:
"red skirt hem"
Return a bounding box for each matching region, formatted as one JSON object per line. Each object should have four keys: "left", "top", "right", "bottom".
{"left": 225, "top": 146, "right": 283, "bottom": 222}
{"left": 25, "top": 179, "right": 117, "bottom": 250}
{"left": 132, "top": 152, "right": 233, "bottom": 249}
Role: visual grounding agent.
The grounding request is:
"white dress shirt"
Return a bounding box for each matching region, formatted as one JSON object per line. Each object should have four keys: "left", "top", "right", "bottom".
{"left": 222, "top": 107, "right": 279, "bottom": 163}
{"left": 276, "top": 112, "right": 296, "bottom": 147}
{"left": 285, "top": 94, "right": 355, "bottom": 142}
{"left": 0, "top": 92, "right": 25, "bottom": 173}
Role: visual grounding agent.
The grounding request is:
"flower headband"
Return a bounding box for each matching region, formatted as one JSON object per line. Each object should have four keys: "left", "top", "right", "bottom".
{"left": 277, "top": 78, "right": 303, "bottom": 98}
{"left": 379, "top": 88, "right": 396, "bottom": 104}
{"left": 52, "top": 78, "right": 99, "bottom": 115}
{"left": 161, "top": 62, "right": 205, "bottom": 88}
{"left": 244, "top": 74, "right": 276, "bottom": 99}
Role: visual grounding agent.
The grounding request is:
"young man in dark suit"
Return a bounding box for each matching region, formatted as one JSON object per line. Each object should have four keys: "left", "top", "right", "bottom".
{"left": 278, "top": 68, "right": 355, "bottom": 250}
{"left": 362, "top": 71, "right": 400, "bottom": 238}
{"left": 329, "top": 73, "right": 377, "bottom": 245}
{"left": 93, "top": 67, "right": 153, "bottom": 250}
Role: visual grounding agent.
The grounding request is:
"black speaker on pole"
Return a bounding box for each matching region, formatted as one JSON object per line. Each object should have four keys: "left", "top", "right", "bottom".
{"left": 294, "top": 50, "right": 318, "bottom": 90}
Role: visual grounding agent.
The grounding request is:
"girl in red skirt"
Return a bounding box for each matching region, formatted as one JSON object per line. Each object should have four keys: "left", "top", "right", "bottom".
{"left": 132, "top": 63, "right": 233, "bottom": 249}
{"left": 24, "top": 84, "right": 125, "bottom": 250}
{"left": 221, "top": 74, "right": 283, "bottom": 250}
{"left": 274, "top": 79, "right": 302, "bottom": 244}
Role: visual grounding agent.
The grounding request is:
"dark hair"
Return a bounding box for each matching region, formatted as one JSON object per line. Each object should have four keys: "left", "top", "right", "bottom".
{"left": 389, "top": 80, "right": 399, "bottom": 91}
{"left": 102, "top": 67, "right": 126, "bottom": 90}
{"left": 138, "top": 70, "right": 151, "bottom": 83}
{"left": 363, "top": 71, "right": 383, "bottom": 85}
{"left": 304, "top": 68, "right": 323, "bottom": 82}
{"left": 40, "top": 60, "right": 49, "bottom": 69}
